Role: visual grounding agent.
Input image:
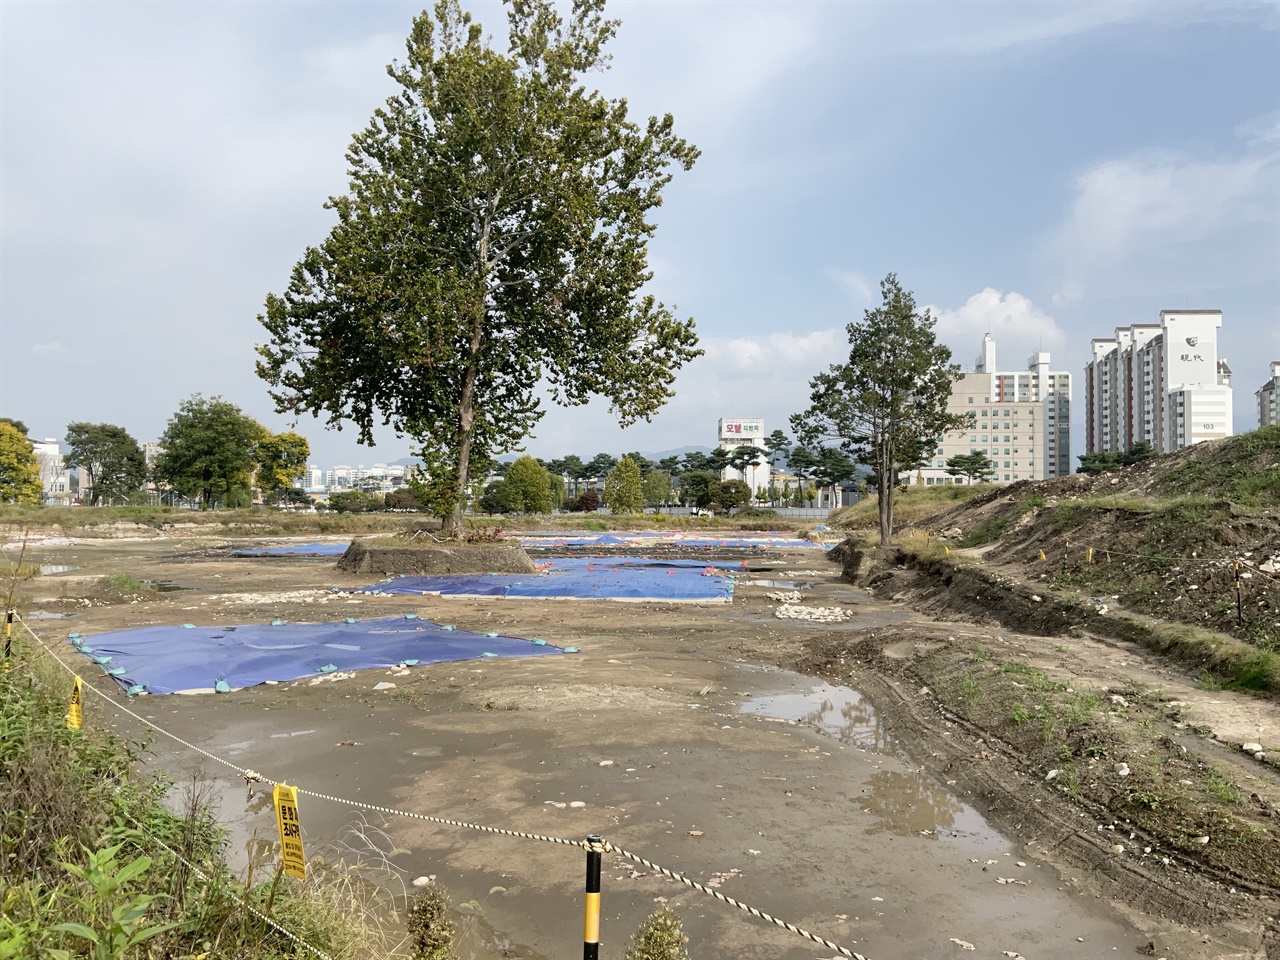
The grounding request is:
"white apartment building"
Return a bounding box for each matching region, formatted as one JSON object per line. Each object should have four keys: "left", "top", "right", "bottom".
{"left": 1257, "top": 362, "right": 1280, "bottom": 428}
{"left": 31, "top": 438, "right": 71, "bottom": 502}
{"left": 716, "top": 417, "right": 771, "bottom": 495}
{"left": 1084, "top": 310, "right": 1232, "bottom": 454}
{"left": 916, "top": 335, "right": 1071, "bottom": 486}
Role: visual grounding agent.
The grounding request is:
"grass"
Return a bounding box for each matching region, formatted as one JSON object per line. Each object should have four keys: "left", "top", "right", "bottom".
{"left": 1128, "top": 619, "right": 1280, "bottom": 694}
{"left": 828, "top": 484, "right": 992, "bottom": 533}
{"left": 0, "top": 635, "right": 414, "bottom": 958}
{"left": 98, "top": 573, "right": 145, "bottom": 594}
{"left": 958, "top": 516, "right": 1007, "bottom": 548}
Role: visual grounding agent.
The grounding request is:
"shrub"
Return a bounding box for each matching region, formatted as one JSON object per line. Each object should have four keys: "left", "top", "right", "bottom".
{"left": 625, "top": 906, "right": 688, "bottom": 960}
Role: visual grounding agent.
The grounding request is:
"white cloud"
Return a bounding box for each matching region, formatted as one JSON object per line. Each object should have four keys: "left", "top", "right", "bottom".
{"left": 1045, "top": 131, "right": 1279, "bottom": 302}
{"left": 30, "top": 342, "right": 66, "bottom": 356}
{"left": 928, "top": 289, "right": 1065, "bottom": 369}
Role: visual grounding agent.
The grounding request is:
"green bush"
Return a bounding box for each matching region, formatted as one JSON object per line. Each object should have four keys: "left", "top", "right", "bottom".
{"left": 625, "top": 907, "right": 688, "bottom": 960}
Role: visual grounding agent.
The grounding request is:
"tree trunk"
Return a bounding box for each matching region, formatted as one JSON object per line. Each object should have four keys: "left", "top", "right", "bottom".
{"left": 877, "top": 436, "right": 894, "bottom": 545}
{"left": 444, "top": 298, "right": 488, "bottom": 539}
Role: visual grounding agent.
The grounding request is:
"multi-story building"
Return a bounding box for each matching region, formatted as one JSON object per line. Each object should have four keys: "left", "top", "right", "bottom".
{"left": 1257, "top": 362, "right": 1280, "bottom": 428}
{"left": 30, "top": 438, "right": 71, "bottom": 503}
{"left": 716, "top": 418, "right": 771, "bottom": 496}
{"left": 1084, "top": 310, "right": 1232, "bottom": 454}
{"left": 916, "top": 335, "right": 1071, "bottom": 486}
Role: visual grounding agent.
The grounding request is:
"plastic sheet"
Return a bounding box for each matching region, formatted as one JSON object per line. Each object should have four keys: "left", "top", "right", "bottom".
{"left": 358, "top": 556, "right": 738, "bottom": 602}
{"left": 519, "top": 531, "right": 816, "bottom": 549}
{"left": 66, "top": 616, "right": 562, "bottom": 695}
{"left": 231, "top": 543, "right": 349, "bottom": 557}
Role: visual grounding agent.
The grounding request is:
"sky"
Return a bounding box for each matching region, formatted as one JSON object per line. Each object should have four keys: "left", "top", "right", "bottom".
{"left": 2, "top": 0, "right": 1277, "bottom": 469}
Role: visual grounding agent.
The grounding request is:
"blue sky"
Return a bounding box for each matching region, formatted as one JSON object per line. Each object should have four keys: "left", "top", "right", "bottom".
{"left": 2, "top": 0, "right": 1277, "bottom": 467}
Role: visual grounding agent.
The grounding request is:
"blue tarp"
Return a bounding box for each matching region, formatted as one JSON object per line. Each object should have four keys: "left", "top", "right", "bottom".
{"left": 65, "top": 616, "right": 563, "bottom": 695}
{"left": 231, "top": 543, "right": 349, "bottom": 557}
{"left": 358, "top": 556, "right": 737, "bottom": 602}
{"left": 519, "top": 531, "right": 816, "bottom": 549}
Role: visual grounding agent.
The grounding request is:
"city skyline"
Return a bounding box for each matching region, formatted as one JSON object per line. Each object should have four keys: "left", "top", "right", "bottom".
{"left": 2, "top": 2, "right": 1276, "bottom": 468}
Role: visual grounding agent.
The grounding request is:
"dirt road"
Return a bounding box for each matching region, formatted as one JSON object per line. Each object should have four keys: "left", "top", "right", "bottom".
{"left": 13, "top": 536, "right": 1275, "bottom": 959}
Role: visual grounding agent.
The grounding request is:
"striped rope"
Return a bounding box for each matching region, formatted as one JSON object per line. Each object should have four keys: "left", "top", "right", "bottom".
{"left": 14, "top": 614, "right": 588, "bottom": 851}
{"left": 139, "top": 829, "right": 336, "bottom": 960}
{"left": 604, "top": 841, "right": 865, "bottom": 959}
{"left": 16, "top": 614, "right": 865, "bottom": 958}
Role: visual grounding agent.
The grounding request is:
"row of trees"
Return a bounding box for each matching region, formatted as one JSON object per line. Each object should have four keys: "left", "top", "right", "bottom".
{"left": 0, "top": 398, "right": 309, "bottom": 508}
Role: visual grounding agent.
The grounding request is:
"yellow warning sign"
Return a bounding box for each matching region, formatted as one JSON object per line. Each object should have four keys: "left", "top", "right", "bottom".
{"left": 67, "top": 676, "right": 83, "bottom": 729}
{"left": 273, "top": 784, "right": 306, "bottom": 879}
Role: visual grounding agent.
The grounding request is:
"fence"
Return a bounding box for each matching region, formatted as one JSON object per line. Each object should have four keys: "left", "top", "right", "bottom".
{"left": 7, "top": 613, "right": 867, "bottom": 960}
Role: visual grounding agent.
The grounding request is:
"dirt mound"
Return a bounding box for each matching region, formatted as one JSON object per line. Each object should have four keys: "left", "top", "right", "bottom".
{"left": 335, "top": 539, "right": 537, "bottom": 576}
{"left": 909, "top": 433, "right": 1280, "bottom": 645}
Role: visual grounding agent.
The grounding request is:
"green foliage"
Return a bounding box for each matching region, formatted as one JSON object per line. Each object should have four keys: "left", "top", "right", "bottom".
{"left": 717, "top": 478, "right": 752, "bottom": 510}
{"left": 641, "top": 469, "right": 673, "bottom": 508}
{"left": 678, "top": 470, "right": 718, "bottom": 508}
{"left": 1152, "top": 426, "right": 1280, "bottom": 506}
{"left": 63, "top": 423, "right": 147, "bottom": 507}
{"left": 604, "top": 455, "right": 644, "bottom": 514}
{"left": 791, "top": 274, "right": 974, "bottom": 545}
{"left": 256, "top": 0, "right": 700, "bottom": 537}
{"left": 256, "top": 432, "right": 310, "bottom": 502}
{"left": 0, "top": 423, "right": 42, "bottom": 504}
{"left": 1076, "top": 441, "right": 1157, "bottom": 476}
{"left": 154, "top": 395, "right": 266, "bottom": 508}
{"left": 478, "top": 480, "right": 518, "bottom": 514}
{"left": 945, "top": 450, "right": 995, "bottom": 483}
{"left": 548, "top": 472, "right": 567, "bottom": 510}
{"left": 328, "top": 491, "right": 385, "bottom": 514}
{"left": 99, "top": 574, "right": 145, "bottom": 594}
{"left": 624, "top": 906, "right": 688, "bottom": 960}
{"left": 406, "top": 882, "right": 455, "bottom": 960}
{"left": 50, "top": 845, "right": 177, "bottom": 959}
{"left": 0, "top": 417, "right": 29, "bottom": 436}
{"left": 385, "top": 488, "right": 423, "bottom": 511}
{"left": 958, "top": 516, "right": 1007, "bottom": 547}
{"left": 504, "top": 455, "right": 553, "bottom": 513}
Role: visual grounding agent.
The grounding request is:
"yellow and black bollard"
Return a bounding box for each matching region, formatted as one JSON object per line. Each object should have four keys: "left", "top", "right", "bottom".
{"left": 3, "top": 608, "right": 13, "bottom": 671}
{"left": 584, "top": 834, "right": 603, "bottom": 960}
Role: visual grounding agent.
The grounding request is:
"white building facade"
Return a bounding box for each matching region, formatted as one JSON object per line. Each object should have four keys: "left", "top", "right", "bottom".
{"left": 915, "top": 335, "right": 1071, "bottom": 486}
{"left": 1084, "top": 310, "right": 1232, "bottom": 454}
{"left": 716, "top": 418, "right": 770, "bottom": 496}
{"left": 31, "top": 438, "right": 71, "bottom": 503}
{"left": 1257, "top": 362, "right": 1280, "bottom": 428}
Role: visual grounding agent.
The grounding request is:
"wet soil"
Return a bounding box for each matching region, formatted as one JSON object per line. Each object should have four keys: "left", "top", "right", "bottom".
{"left": 11, "top": 537, "right": 1279, "bottom": 959}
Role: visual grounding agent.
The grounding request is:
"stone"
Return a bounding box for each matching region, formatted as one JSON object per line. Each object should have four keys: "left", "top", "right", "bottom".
{"left": 372, "top": 681, "right": 396, "bottom": 691}
{"left": 1110, "top": 844, "right": 1125, "bottom": 855}
{"left": 1114, "top": 763, "right": 1130, "bottom": 777}
{"left": 1242, "top": 742, "right": 1263, "bottom": 753}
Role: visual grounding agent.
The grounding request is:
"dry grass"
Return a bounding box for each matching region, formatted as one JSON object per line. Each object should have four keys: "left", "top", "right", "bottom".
{"left": 828, "top": 484, "right": 992, "bottom": 534}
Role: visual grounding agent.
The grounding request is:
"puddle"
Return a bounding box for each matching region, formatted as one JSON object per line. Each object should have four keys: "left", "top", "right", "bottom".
{"left": 741, "top": 677, "right": 1006, "bottom": 852}
{"left": 24, "top": 610, "right": 70, "bottom": 620}
{"left": 742, "top": 579, "right": 811, "bottom": 589}
{"left": 740, "top": 680, "right": 894, "bottom": 753}
{"left": 269, "top": 729, "right": 316, "bottom": 739}
{"left": 857, "top": 770, "right": 1004, "bottom": 851}
{"left": 39, "top": 564, "right": 79, "bottom": 575}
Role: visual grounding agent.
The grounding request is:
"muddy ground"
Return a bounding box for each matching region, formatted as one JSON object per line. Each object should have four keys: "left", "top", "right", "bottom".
{"left": 10, "top": 536, "right": 1280, "bottom": 959}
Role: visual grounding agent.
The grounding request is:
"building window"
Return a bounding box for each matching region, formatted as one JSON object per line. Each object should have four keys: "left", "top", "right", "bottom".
{"left": 968, "top": 397, "right": 974, "bottom": 404}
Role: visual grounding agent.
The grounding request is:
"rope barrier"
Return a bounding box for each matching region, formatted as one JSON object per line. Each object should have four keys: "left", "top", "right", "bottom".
{"left": 15, "top": 614, "right": 866, "bottom": 959}
{"left": 604, "top": 841, "right": 865, "bottom": 959}
{"left": 133, "top": 823, "right": 337, "bottom": 960}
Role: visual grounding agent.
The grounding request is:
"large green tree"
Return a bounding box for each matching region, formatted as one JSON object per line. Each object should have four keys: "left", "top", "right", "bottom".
{"left": 154, "top": 396, "right": 267, "bottom": 508}
{"left": 603, "top": 454, "right": 643, "bottom": 513}
{"left": 791, "top": 274, "right": 973, "bottom": 544}
{"left": 63, "top": 423, "right": 147, "bottom": 507}
{"left": 256, "top": 0, "right": 700, "bottom": 537}
{"left": 640, "top": 469, "right": 673, "bottom": 508}
{"left": 0, "top": 423, "right": 41, "bottom": 504}
{"left": 256, "top": 432, "right": 311, "bottom": 503}
{"left": 504, "top": 454, "right": 553, "bottom": 513}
